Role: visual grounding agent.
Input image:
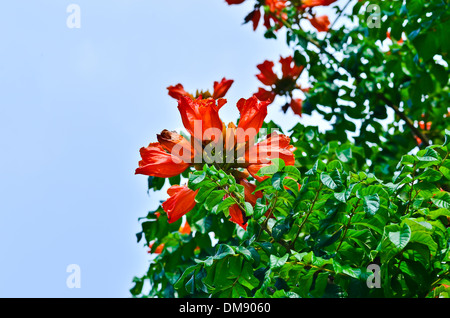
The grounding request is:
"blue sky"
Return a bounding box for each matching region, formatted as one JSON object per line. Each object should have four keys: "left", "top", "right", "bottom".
{"left": 0, "top": 0, "right": 340, "bottom": 297}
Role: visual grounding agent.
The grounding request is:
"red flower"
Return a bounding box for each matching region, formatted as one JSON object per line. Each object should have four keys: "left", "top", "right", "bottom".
{"left": 162, "top": 185, "right": 198, "bottom": 223}
{"left": 225, "top": 0, "right": 246, "bottom": 4}
{"left": 179, "top": 221, "right": 192, "bottom": 235}
{"left": 386, "top": 31, "right": 404, "bottom": 45}
{"left": 290, "top": 98, "right": 303, "bottom": 117}
{"left": 135, "top": 142, "right": 190, "bottom": 178}
{"left": 247, "top": 164, "right": 271, "bottom": 182}
{"left": 229, "top": 204, "right": 248, "bottom": 230}
{"left": 148, "top": 242, "right": 164, "bottom": 254}
{"left": 167, "top": 83, "right": 191, "bottom": 100}
{"left": 177, "top": 96, "right": 225, "bottom": 141}
{"left": 414, "top": 136, "right": 423, "bottom": 146}
{"left": 245, "top": 132, "right": 296, "bottom": 181}
{"left": 245, "top": 9, "right": 262, "bottom": 31}
{"left": 240, "top": 179, "right": 263, "bottom": 206}
{"left": 229, "top": 0, "right": 287, "bottom": 31}
{"left": 168, "top": 78, "right": 234, "bottom": 101}
{"left": 137, "top": 81, "right": 298, "bottom": 232}
{"left": 263, "top": 0, "right": 288, "bottom": 30}
{"left": 266, "top": 0, "right": 287, "bottom": 12}
{"left": 279, "top": 56, "right": 304, "bottom": 79}
{"left": 256, "top": 60, "right": 278, "bottom": 86}
{"left": 301, "top": 0, "right": 337, "bottom": 8}
{"left": 254, "top": 87, "right": 276, "bottom": 104}
{"left": 245, "top": 132, "right": 296, "bottom": 165}
{"left": 213, "top": 78, "right": 234, "bottom": 99}
{"left": 419, "top": 121, "right": 432, "bottom": 131}
{"left": 254, "top": 56, "right": 305, "bottom": 117}
{"left": 308, "top": 15, "right": 330, "bottom": 32}
{"left": 157, "top": 129, "right": 194, "bottom": 163}
{"left": 236, "top": 96, "right": 269, "bottom": 142}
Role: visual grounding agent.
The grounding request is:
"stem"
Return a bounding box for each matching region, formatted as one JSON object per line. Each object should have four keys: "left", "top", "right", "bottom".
{"left": 335, "top": 198, "right": 361, "bottom": 253}
{"left": 256, "top": 193, "right": 278, "bottom": 242}
{"left": 377, "top": 94, "right": 430, "bottom": 146}
{"left": 405, "top": 162, "right": 418, "bottom": 215}
{"left": 212, "top": 180, "right": 246, "bottom": 212}
{"left": 431, "top": 270, "right": 450, "bottom": 289}
{"left": 326, "top": 0, "right": 353, "bottom": 35}
{"left": 291, "top": 184, "right": 323, "bottom": 248}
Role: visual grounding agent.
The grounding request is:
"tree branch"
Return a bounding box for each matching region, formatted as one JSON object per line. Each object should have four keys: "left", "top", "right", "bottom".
{"left": 377, "top": 94, "right": 430, "bottom": 146}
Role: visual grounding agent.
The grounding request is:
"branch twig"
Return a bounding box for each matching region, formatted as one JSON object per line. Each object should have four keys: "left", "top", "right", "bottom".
{"left": 377, "top": 94, "right": 430, "bottom": 146}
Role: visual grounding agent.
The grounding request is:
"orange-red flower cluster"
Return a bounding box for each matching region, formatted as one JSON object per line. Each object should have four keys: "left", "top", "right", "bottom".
{"left": 167, "top": 78, "right": 234, "bottom": 101}
{"left": 300, "top": 0, "right": 337, "bottom": 8}
{"left": 254, "top": 56, "right": 306, "bottom": 117}
{"left": 386, "top": 31, "right": 405, "bottom": 45}
{"left": 308, "top": 15, "right": 330, "bottom": 32}
{"left": 136, "top": 79, "right": 297, "bottom": 229}
{"left": 225, "top": 0, "right": 334, "bottom": 33}
{"left": 148, "top": 241, "right": 164, "bottom": 254}
{"left": 225, "top": 0, "right": 287, "bottom": 31}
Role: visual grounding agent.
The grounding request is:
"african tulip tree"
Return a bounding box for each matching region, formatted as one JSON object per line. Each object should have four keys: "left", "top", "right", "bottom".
{"left": 132, "top": 0, "right": 450, "bottom": 299}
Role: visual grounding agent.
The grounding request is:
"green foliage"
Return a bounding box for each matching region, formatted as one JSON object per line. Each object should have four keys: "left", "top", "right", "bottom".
{"left": 133, "top": 127, "right": 450, "bottom": 298}
{"left": 132, "top": 0, "right": 450, "bottom": 298}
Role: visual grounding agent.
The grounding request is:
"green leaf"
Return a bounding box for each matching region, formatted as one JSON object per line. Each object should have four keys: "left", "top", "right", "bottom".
{"left": 440, "top": 166, "right": 450, "bottom": 181}
{"left": 397, "top": 155, "right": 417, "bottom": 168}
{"left": 283, "top": 178, "right": 300, "bottom": 196}
{"left": 168, "top": 174, "right": 181, "bottom": 186}
{"left": 194, "top": 183, "right": 216, "bottom": 203}
{"left": 272, "top": 219, "right": 290, "bottom": 241}
{"left": 363, "top": 193, "right": 380, "bottom": 217}
{"left": 272, "top": 172, "right": 288, "bottom": 191}
{"left": 244, "top": 202, "right": 254, "bottom": 217}
{"left": 306, "top": 160, "right": 325, "bottom": 176}
{"left": 238, "top": 262, "right": 260, "bottom": 290}
{"left": 205, "top": 190, "right": 226, "bottom": 211}
{"left": 333, "top": 261, "right": 361, "bottom": 279}
{"left": 416, "top": 148, "right": 439, "bottom": 162}
{"left": 320, "top": 170, "right": 342, "bottom": 190}
{"left": 188, "top": 172, "right": 206, "bottom": 189}
{"left": 214, "top": 244, "right": 235, "bottom": 260}
{"left": 130, "top": 277, "right": 144, "bottom": 296}
{"left": 148, "top": 176, "right": 165, "bottom": 191}
{"left": 205, "top": 190, "right": 225, "bottom": 211}
{"left": 269, "top": 254, "right": 289, "bottom": 269}
{"left": 431, "top": 192, "right": 450, "bottom": 209}
{"left": 388, "top": 223, "right": 411, "bottom": 250}
{"left": 271, "top": 158, "right": 286, "bottom": 171}
{"left": 284, "top": 165, "right": 301, "bottom": 180}
{"left": 428, "top": 208, "right": 450, "bottom": 220}
{"left": 174, "top": 265, "right": 200, "bottom": 289}
{"left": 336, "top": 147, "right": 353, "bottom": 163}
{"left": 417, "top": 169, "right": 442, "bottom": 182}
{"left": 216, "top": 196, "right": 236, "bottom": 213}
{"left": 443, "top": 129, "right": 450, "bottom": 147}
{"left": 254, "top": 200, "right": 269, "bottom": 219}
{"left": 257, "top": 164, "right": 278, "bottom": 176}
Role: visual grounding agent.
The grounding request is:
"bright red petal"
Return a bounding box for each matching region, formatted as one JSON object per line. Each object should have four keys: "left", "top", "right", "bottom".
{"left": 309, "top": 15, "right": 330, "bottom": 32}
{"left": 213, "top": 78, "right": 234, "bottom": 99}
{"left": 256, "top": 60, "right": 278, "bottom": 86}
{"left": 236, "top": 96, "right": 269, "bottom": 142}
{"left": 135, "top": 143, "right": 190, "bottom": 178}
{"left": 162, "top": 185, "right": 198, "bottom": 223}
{"left": 229, "top": 204, "right": 248, "bottom": 230}
{"left": 167, "top": 83, "right": 191, "bottom": 100}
